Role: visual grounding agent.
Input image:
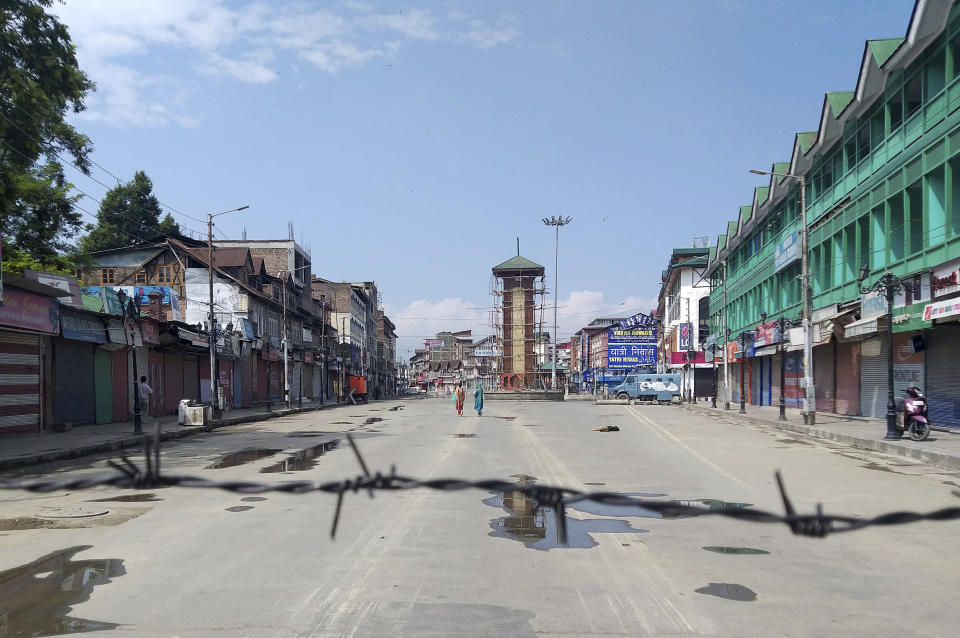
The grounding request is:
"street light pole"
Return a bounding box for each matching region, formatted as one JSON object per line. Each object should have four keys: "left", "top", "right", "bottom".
{"left": 858, "top": 266, "right": 904, "bottom": 440}
{"left": 708, "top": 343, "right": 721, "bottom": 409}
{"left": 750, "top": 169, "right": 814, "bottom": 425}
{"left": 543, "top": 216, "right": 572, "bottom": 391}
{"left": 116, "top": 289, "right": 142, "bottom": 434}
{"left": 206, "top": 204, "right": 249, "bottom": 422}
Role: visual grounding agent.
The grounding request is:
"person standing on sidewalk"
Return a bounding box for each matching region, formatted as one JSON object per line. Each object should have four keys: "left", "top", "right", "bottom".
{"left": 454, "top": 382, "right": 465, "bottom": 417}
{"left": 138, "top": 376, "right": 154, "bottom": 417}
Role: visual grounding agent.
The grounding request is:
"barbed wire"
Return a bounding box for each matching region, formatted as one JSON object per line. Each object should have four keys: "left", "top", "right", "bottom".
{"left": 1, "top": 431, "right": 958, "bottom": 543}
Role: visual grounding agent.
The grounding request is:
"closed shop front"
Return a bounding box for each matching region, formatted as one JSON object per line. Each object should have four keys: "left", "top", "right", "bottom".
{"left": 814, "top": 343, "right": 836, "bottom": 414}
{"left": 302, "top": 363, "right": 314, "bottom": 400}
{"left": 892, "top": 331, "right": 925, "bottom": 397}
{"left": 750, "top": 358, "right": 762, "bottom": 405}
{"left": 183, "top": 355, "right": 200, "bottom": 402}
{"left": 313, "top": 362, "right": 323, "bottom": 400}
{"left": 291, "top": 361, "right": 302, "bottom": 401}
{"left": 835, "top": 341, "right": 860, "bottom": 415}
{"left": 111, "top": 349, "right": 128, "bottom": 421}
{"left": 859, "top": 335, "right": 889, "bottom": 418}
{"left": 148, "top": 350, "right": 165, "bottom": 416}
{"left": 55, "top": 339, "right": 96, "bottom": 426}
{"left": 242, "top": 355, "right": 255, "bottom": 407}
{"left": 771, "top": 352, "right": 782, "bottom": 407}
{"left": 0, "top": 331, "right": 43, "bottom": 434}
{"left": 783, "top": 351, "right": 803, "bottom": 408}
{"left": 233, "top": 360, "right": 243, "bottom": 406}
{"left": 693, "top": 367, "right": 713, "bottom": 398}
{"left": 127, "top": 346, "right": 149, "bottom": 418}
{"left": 93, "top": 348, "right": 113, "bottom": 424}
{"left": 218, "top": 356, "right": 234, "bottom": 408}
{"left": 926, "top": 326, "right": 960, "bottom": 428}
{"left": 163, "top": 352, "right": 185, "bottom": 415}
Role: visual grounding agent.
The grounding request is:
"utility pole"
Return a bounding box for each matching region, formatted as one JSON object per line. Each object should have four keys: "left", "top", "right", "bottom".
{"left": 206, "top": 205, "right": 248, "bottom": 422}
{"left": 722, "top": 259, "right": 730, "bottom": 410}
{"left": 798, "top": 175, "right": 815, "bottom": 425}
{"left": 282, "top": 277, "right": 289, "bottom": 409}
{"left": 542, "top": 216, "right": 572, "bottom": 390}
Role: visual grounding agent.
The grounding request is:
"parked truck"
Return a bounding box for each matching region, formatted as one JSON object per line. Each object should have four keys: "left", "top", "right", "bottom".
{"left": 609, "top": 372, "right": 682, "bottom": 403}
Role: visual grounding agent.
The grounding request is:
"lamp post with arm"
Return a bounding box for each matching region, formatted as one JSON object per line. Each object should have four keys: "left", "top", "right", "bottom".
{"left": 858, "top": 265, "right": 905, "bottom": 440}
{"left": 116, "top": 289, "right": 143, "bottom": 434}
{"left": 728, "top": 329, "right": 751, "bottom": 414}
{"left": 542, "top": 216, "right": 572, "bottom": 391}
{"left": 761, "top": 312, "right": 795, "bottom": 421}
{"left": 707, "top": 342, "right": 722, "bottom": 409}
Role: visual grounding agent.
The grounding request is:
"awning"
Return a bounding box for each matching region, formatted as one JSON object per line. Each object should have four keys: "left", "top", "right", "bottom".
{"left": 754, "top": 345, "right": 779, "bottom": 357}
{"left": 923, "top": 298, "right": 960, "bottom": 321}
{"left": 844, "top": 315, "right": 886, "bottom": 339}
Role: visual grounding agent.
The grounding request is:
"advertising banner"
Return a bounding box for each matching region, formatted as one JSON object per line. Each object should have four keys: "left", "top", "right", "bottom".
{"left": 617, "top": 312, "right": 657, "bottom": 330}
{"left": 774, "top": 231, "right": 800, "bottom": 273}
{"left": 677, "top": 323, "right": 692, "bottom": 350}
{"left": 0, "top": 289, "right": 59, "bottom": 334}
{"left": 607, "top": 324, "right": 657, "bottom": 369}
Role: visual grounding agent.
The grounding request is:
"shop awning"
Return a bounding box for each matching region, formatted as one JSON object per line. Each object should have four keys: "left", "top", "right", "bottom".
{"left": 754, "top": 345, "right": 779, "bottom": 357}
{"left": 844, "top": 315, "right": 886, "bottom": 339}
{"left": 923, "top": 298, "right": 960, "bottom": 322}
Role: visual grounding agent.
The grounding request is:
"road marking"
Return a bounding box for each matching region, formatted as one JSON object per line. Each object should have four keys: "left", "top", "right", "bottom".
{"left": 625, "top": 406, "right": 743, "bottom": 485}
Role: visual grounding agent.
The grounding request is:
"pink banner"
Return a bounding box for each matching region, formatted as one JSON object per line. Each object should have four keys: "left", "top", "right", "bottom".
{"left": 0, "top": 289, "right": 59, "bottom": 334}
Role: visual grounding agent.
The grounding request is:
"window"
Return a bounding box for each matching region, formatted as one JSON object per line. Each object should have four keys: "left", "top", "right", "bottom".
{"left": 857, "top": 123, "right": 871, "bottom": 164}
{"left": 888, "top": 90, "right": 904, "bottom": 131}
{"left": 136, "top": 272, "right": 147, "bottom": 284}
{"left": 905, "top": 72, "right": 923, "bottom": 117}
{"left": 951, "top": 32, "right": 960, "bottom": 80}
{"left": 925, "top": 49, "right": 946, "bottom": 98}
{"left": 906, "top": 181, "right": 923, "bottom": 255}
{"left": 157, "top": 265, "right": 174, "bottom": 284}
{"left": 100, "top": 268, "right": 116, "bottom": 284}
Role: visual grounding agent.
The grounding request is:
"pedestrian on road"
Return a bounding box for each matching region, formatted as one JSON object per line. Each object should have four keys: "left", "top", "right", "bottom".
{"left": 474, "top": 384, "right": 483, "bottom": 416}
{"left": 138, "top": 375, "right": 154, "bottom": 416}
{"left": 454, "top": 382, "right": 465, "bottom": 416}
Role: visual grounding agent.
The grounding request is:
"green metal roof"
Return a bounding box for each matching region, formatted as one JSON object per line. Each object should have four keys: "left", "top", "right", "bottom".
{"left": 708, "top": 246, "right": 716, "bottom": 261}
{"left": 717, "top": 234, "right": 727, "bottom": 251}
{"left": 826, "top": 91, "right": 855, "bottom": 118}
{"left": 492, "top": 255, "right": 544, "bottom": 271}
{"left": 727, "top": 220, "right": 739, "bottom": 238}
{"left": 756, "top": 186, "right": 769, "bottom": 206}
{"left": 868, "top": 38, "right": 904, "bottom": 68}
{"left": 797, "top": 131, "right": 818, "bottom": 154}
{"left": 672, "top": 247, "right": 710, "bottom": 256}
{"left": 739, "top": 205, "right": 752, "bottom": 225}
{"left": 773, "top": 162, "right": 791, "bottom": 176}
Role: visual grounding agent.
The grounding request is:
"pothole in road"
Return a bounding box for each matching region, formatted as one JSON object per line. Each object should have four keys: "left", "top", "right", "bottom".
{"left": 260, "top": 440, "right": 341, "bottom": 473}
{"left": 0, "top": 545, "right": 124, "bottom": 635}
{"left": 206, "top": 448, "right": 282, "bottom": 469}
{"left": 695, "top": 582, "right": 757, "bottom": 602}
{"left": 702, "top": 546, "right": 770, "bottom": 555}
{"left": 484, "top": 475, "right": 649, "bottom": 551}
{"left": 495, "top": 416, "right": 516, "bottom": 421}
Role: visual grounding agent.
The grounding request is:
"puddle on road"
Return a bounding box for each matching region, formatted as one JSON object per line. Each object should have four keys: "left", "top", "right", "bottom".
{"left": 567, "top": 493, "right": 666, "bottom": 518}
{"left": 225, "top": 506, "right": 254, "bottom": 512}
{"left": 87, "top": 493, "right": 162, "bottom": 503}
{"left": 583, "top": 482, "right": 606, "bottom": 486}
{"left": 453, "top": 433, "right": 477, "bottom": 438}
{"left": 388, "top": 406, "right": 403, "bottom": 412}
{"left": 695, "top": 582, "right": 757, "bottom": 602}
{"left": 703, "top": 546, "right": 770, "bottom": 555}
{"left": 363, "top": 417, "right": 384, "bottom": 425}
{"left": 206, "top": 448, "right": 282, "bottom": 469}
{"left": 331, "top": 421, "right": 352, "bottom": 425}
{"left": 241, "top": 497, "right": 267, "bottom": 502}
{"left": 0, "top": 545, "right": 123, "bottom": 635}
{"left": 260, "top": 440, "right": 341, "bottom": 473}
{"left": 287, "top": 431, "right": 329, "bottom": 438}
{"left": 484, "top": 475, "right": 648, "bottom": 551}
{"left": 660, "top": 499, "right": 753, "bottom": 519}
{"left": 495, "top": 416, "right": 516, "bottom": 421}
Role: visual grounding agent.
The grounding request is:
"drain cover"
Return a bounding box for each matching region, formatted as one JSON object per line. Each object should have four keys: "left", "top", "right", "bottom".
{"left": 36, "top": 506, "right": 109, "bottom": 519}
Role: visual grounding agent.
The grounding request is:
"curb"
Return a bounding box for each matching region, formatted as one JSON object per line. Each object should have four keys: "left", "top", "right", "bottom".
{"left": 679, "top": 405, "right": 960, "bottom": 472}
{"left": 0, "top": 401, "right": 348, "bottom": 472}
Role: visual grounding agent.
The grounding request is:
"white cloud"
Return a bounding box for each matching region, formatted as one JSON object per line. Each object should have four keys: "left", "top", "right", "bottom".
{"left": 53, "top": 1, "right": 522, "bottom": 128}
{"left": 386, "top": 290, "right": 658, "bottom": 360}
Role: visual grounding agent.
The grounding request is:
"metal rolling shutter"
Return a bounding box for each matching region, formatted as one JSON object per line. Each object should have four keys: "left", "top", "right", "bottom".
{"left": 860, "top": 336, "right": 889, "bottom": 418}
{"left": 94, "top": 348, "right": 113, "bottom": 424}
{"left": 183, "top": 356, "right": 200, "bottom": 402}
{"left": 112, "top": 349, "right": 128, "bottom": 421}
{"left": 55, "top": 339, "right": 95, "bottom": 426}
{"left": 233, "top": 360, "right": 243, "bottom": 406}
{"left": 771, "top": 353, "right": 782, "bottom": 407}
{"left": 814, "top": 344, "right": 835, "bottom": 414}
{"left": 751, "top": 358, "right": 761, "bottom": 405}
{"left": 301, "top": 363, "right": 313, "bottom": 400}
{"left": 835, "top": 341, "right": 860, "bottom": 415}
{"left": 693, "top": 368, "right": 713, "bottom": 398}
{"left": 163, "top": 352, "right": 184, "bottom": 414}
{"left": 0, "top": 331, "right": 41, "bottom": 433}
{"left": 926, "top": 327, "right": 960, "bottom": 428}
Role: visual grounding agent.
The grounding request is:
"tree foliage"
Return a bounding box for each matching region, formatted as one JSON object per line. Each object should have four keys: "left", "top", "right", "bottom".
{"left": 1, "top": 0, "right": 95, "bottom": 269}
{"left": 80, "top": 170, "right": 180, "bottom": 252}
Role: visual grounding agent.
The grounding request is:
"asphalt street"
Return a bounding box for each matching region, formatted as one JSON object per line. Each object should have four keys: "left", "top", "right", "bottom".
{"left": 1, "top": 398, "right": 959, "bottom": 637}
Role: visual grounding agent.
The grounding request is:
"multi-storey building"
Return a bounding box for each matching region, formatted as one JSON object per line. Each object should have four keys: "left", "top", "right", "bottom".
{"left": 655, "top": 248, "right": 711, "bottom": 400}
{"left": 705, "top": 0, "right": 960, "bottom": 425}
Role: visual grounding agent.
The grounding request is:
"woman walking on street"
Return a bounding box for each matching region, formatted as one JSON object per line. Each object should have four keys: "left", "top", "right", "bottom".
{"left": 474, "top": 384, "right": 484, "bottom": 416}
{"left": 454, "top": 382, "right": 465, "bottom": 416}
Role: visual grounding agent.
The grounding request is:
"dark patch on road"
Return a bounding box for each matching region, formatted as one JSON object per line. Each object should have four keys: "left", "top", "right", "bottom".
{"left": 695, "top": 582, "right": 757, "bottom": 601}
{"left": 861, "top": 462, "right": 901, "bottom": 474}
{"left": 241, "top": 497, "right": 267, "bottom": 502}
{"left": 389, "top": 405, "right": 403, "bottom": 411}
{"left": 661, "top": 499, "right": 753, "bottom": 519}
{"left": 520, "top": 423, "right": 541, "bottom": 426}
{"left": 363, "top": 417, "right": 384, "bottom": 425}
{"left": 87, "top": 493, "right": 161, "bottom": 502}
{"left": 331, "top": 421, "right": 352, "bottom": 425}
{"left": 287, "top": 431, "right": 329, "bottom": 438}
{"left": 775, "top": 437, "right": 812, "bottom": 445}
{"left": 703, "top": 546, "right": 770, "bottom": 555}
{"left": 568, "top": 493, "right": 666, "bottom": 518}
{"left": 453, "top": 433, "right": 477, "bottom": 438}
{"left": 583, "top": 482, "right": 606, "bottom": 486}
{"left": 225, "top": 506, "right": 254, "bottom": 512}
{"left": 0, "top": 545, "right": 123, "bottom": 635}
{"left": 484, "top": 475, "right": 648, "bottom": 550}
{"left": 260, "top": 440, "right": 341, "bottom": 473}
{"left": 495, "top": 416, "right": 516, "bottom": 421}
{"left": 206, "top": 448, "right": 281, "bottom": 469}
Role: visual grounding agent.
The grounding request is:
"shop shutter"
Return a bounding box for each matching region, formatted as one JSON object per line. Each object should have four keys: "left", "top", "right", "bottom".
{"left": 112, "top": 349, "right": 128, "bottom": 421}
{"left": 234, "top": 360, "right": 243, "bottom": 406}
{"left": 291, "top": 362, "right": 302, "bottom": 401}
{"left": 55, "top": 339, "right": 95, "bottom": 426}
{"left": 835, "top": 341, "right": 860, "bottom": 415}
{"left": 771, "top": 352, "right": 782, "bottom": 407}
{"left": 313, "top": 363, "right": 323, "bottom": 400}
{"left": 750, "top": 358, "right": 761, "bottom": 405}
{"left": 93, "top": 348, "right": 113, "bottom": 424}
{"left": 242, "top": 356, "right": 254, "bottom": 407}
{"left": 926, "top": 327, "right": 960, "bottom": 428}
{"left": 860, "top": 336, "right": 889, "bottom": 418}
{"left": 301, "top": 363, "right": 314, "bottom": 400}
{"left": 127, "top": 347, "right": 149, "bottom": 418}
{"left": 218, "top": 356, "right": 233, "bottom": 408}
{"left": 163, "top": 352, "right": 184, "bottom": 415}
{"left": 0, "top": 331, "right": 41, "bottom": 433}
{"left": 183, "top": 356, "right": 200, "bottom": 402}
{"left": 148, "top": 350, "right": 164, "bottom": 417}
{"left": 693, "top": 368, "right": 713, "bottom": 398}
{"left": 814, "top": 343, "right": 835, "bottom": 414}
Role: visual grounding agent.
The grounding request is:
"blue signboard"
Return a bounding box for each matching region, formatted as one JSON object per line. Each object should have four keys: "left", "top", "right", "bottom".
{"left": 608, "top": 324, "right": 658, "bottom": 369}
{"left": 678, "top": 322, "right": 692, "bottom": 350}
{"left": 774, "top": 231, "right": 800, "bottom": 273}
{"left": 617, "top": 312, "right": 657, "bottom": 329}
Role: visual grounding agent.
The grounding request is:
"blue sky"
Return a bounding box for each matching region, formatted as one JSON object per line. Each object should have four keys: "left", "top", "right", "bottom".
{"left": 53, "top": 0, "right": 916, "bottom": 356}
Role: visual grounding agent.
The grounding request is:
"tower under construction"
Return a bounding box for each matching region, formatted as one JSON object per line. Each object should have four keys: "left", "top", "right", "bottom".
{"left": 490, "top": 254, "right": 545, "bottom": 390}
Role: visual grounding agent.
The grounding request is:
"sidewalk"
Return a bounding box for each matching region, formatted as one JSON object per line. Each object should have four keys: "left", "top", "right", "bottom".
{"left": 680, "top": 401, "right": 960, "bottom": 471}
{"left": 0, "top": 399, "right": 350, "bottom": 472}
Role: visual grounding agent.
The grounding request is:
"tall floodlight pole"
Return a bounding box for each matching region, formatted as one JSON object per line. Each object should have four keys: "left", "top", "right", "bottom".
{"left": 207, "top": 205, "right": 249, "bottom": 422}
{"left": 751, "top": 169, "right": 814, "bottom": 425}
{"left": 542, "top": 216, "right": 572, "bottom": 391}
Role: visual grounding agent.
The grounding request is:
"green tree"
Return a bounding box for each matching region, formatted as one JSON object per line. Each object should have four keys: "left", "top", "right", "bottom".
{"left": 80, "top": 170, "right": 180, "bottom": 252}
{"left": 1, "top": 0, "right": 95, "bottom": 270}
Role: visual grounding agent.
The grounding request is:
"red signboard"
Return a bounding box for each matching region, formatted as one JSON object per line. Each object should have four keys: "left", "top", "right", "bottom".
{"left": 669, "top": 351, "right": 706, "bottom": 365}
{"left": 0, "top": 289, "right": 59, "bottom": 334}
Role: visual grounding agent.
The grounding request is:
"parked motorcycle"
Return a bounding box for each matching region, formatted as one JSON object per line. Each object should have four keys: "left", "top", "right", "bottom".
{"left": 895, "top": 386, "right": 931, "bottom": 441}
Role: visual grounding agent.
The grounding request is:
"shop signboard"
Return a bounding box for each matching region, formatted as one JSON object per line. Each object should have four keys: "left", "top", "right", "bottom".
{"left": 677, "top": 323, "right": 692, "bottom": 350}
{"left": 617, "top": 312, "right": 657, "bottom": 329}
{"left": 922, "top": 297, "right": 960, "bottom": 321}
{"left": 774, "top": 231, "right": 799, "bottom": 272}
{"left": 607, "top": 324, "right": 657, "bottom": 369}
{"left": 61, "top": 310, "right": 106, "bottom": 343}
{"left": 753, "top": 321, "right": 782, "bottom": 347}
{"left": 0, "top": 289, "right": 59, "bottom": 334}
{"left": 861, "top": 291, "right": 888, "bottom": 319}
{"left": 930, "top": 258, "right": 960, "bottom": 299}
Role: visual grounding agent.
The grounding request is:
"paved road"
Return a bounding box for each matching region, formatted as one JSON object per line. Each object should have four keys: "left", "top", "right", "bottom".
{"left": 1, "top": 398, "right": 959, "bottom": 637}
